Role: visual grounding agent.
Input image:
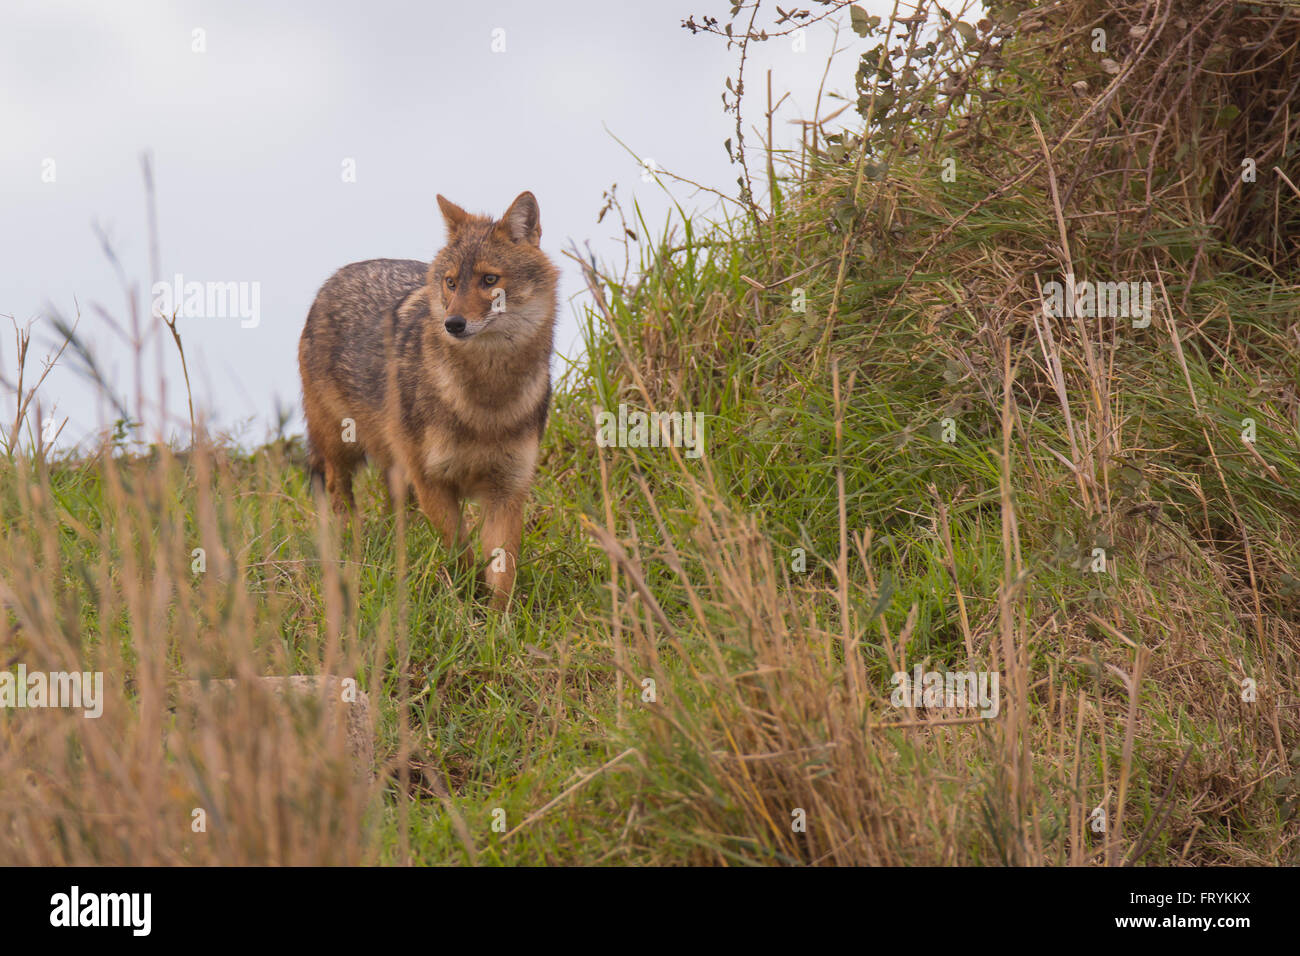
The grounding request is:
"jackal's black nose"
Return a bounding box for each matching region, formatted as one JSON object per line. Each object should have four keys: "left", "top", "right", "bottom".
{"left": 444, "top": 315, "right": 467, "bottom": 337}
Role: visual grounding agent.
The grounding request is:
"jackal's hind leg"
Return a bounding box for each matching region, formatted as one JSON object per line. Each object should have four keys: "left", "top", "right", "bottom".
{"left": 324, "top": 460, "right": 356, "bottom": 514}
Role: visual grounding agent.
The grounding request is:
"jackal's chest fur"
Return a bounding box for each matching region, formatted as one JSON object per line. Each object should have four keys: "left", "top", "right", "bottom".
{"left": 410, "top": 361, "right": 549, "bottom": 499}
{"left": 419, "top": 424, "right": 540, "bottom": 499}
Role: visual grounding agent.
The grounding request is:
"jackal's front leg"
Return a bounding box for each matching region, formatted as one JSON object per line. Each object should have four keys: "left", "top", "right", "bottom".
{"left": 480, "top": 496, "right": 524, "bottom": 612}
{"left": 412, "top": 477, "right": 473, "bottom": 574}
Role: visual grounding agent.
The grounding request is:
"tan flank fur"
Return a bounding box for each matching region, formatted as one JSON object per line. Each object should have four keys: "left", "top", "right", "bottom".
{"left": 298, "top": 191, "right": 558, "bottom": 611}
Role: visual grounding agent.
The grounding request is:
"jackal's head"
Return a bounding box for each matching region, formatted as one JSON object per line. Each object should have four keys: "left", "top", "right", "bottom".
{"left": 429, "top": 191, "right": 558, "bottom": 346}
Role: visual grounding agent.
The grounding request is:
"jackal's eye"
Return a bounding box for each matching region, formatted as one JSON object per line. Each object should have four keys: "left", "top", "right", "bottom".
{"left": 444, "top": 277, "right": 457, "bottom": 291}
{"left": 482, "top": 274, "right": 499, "bottom": 287}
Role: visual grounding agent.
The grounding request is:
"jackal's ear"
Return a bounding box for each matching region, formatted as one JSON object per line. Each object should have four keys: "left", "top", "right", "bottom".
{"left": 495, "top": 191, "right": 542, "bottom": 246}
{"left": 437, "top": 194, "right": 470, "bottom": 239}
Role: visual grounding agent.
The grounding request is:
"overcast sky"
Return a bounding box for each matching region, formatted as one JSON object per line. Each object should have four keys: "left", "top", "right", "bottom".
{"left": 1, "top": 0, "right": 892, "bottom": 450}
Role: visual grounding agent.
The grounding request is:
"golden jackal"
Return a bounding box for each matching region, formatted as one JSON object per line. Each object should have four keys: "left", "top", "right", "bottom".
{"left": 298, "top": 191, "right": 557, "bottom": 611}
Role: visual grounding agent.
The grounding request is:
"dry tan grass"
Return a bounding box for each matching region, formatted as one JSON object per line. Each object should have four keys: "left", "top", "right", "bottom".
{"left": 0, "top": 441, "right": 384, "bottom": 864}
